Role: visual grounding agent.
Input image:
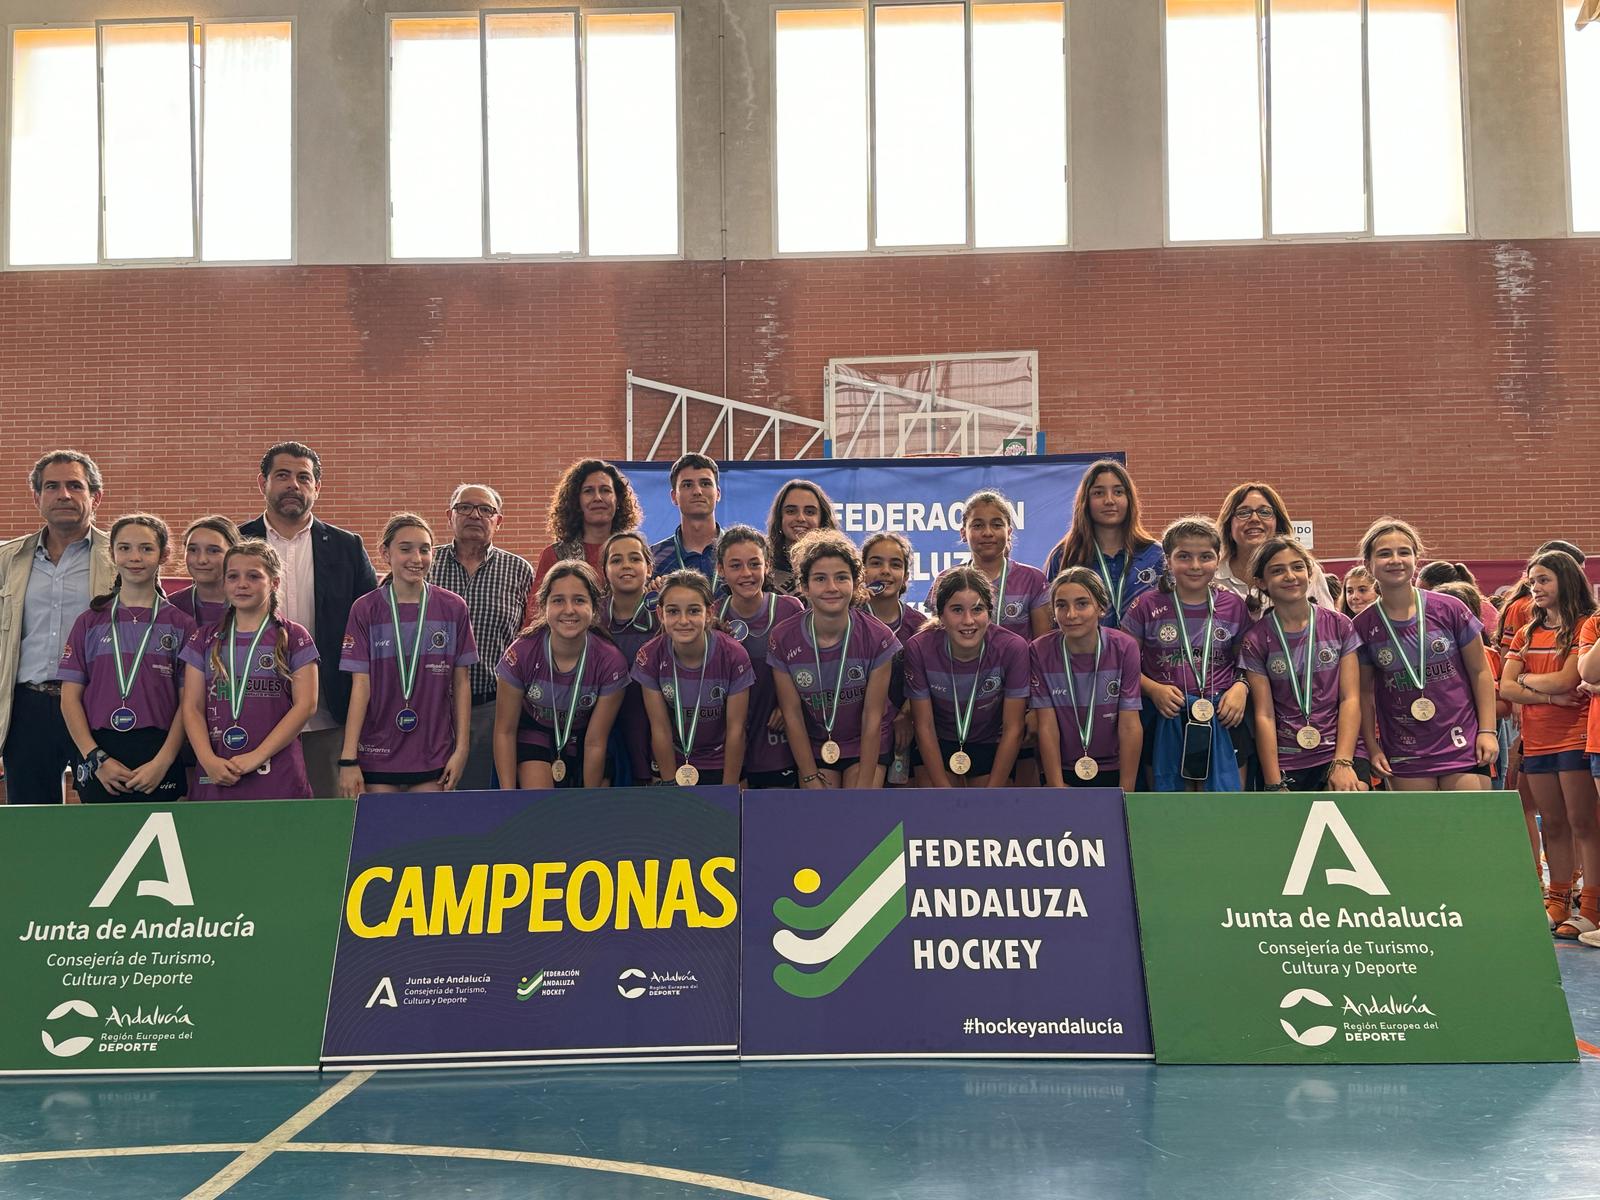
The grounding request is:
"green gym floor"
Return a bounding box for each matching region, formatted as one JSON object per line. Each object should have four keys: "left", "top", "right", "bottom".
{"left": 4, "top": 946, "right": 1599, "bottom": 1200}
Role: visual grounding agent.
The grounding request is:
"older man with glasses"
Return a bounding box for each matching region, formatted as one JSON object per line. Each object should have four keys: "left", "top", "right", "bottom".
{"left": 429, "top": 484, "right": 534, "bottom": 790}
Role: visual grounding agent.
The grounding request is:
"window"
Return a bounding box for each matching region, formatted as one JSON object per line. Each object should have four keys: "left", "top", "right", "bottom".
{"left": 387, "top": 9, "right": 681, "bottom": 260}
{"left": 1163, "top": 0, "right": 1467, "bottom": 242}
{"left": 1563, "top": 0, "right": 1600, "bottom": 232}
{"left": 6, "top": 20, "right": 292, "bottom": 266}
{"left": 774, "top": 1, "right": 1067, "bottom": 253}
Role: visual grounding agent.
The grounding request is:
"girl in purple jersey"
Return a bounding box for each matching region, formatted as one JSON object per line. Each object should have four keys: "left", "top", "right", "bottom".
{"left": 59, "top": 513, "right": 195, "bottom": 802}
{"left": 1043, "top": 460, "right": 1164, "bottom": 630}
{"left": 180, "top": 541, "right": 320, "bottom": 799}
{"left": 493, "top": 561, "right": 628, "bottom": 790}
{"left": 601, "top": 530, "right": 660, "bottom": 786}
{"left": 766, "top": 479, "right": 839, "bottom": 595}
{"left": 955, "top": 490, "right": 1051, "bottom": 641}
{"left": 634, "top": 570, "right": 754, "bottom": 786}
{"left": 1030, "top": 568, "right": 1143, "bottom": 790}
{"left": 862, "top": 531, "right": 927, "bottom": 782}
{"left": 770, "top": 530, "right": 900, "bottom": 789}
{"left": 1354, "top": 518, "right": 1497, "bottom": 790}
{"left": 169, "top": 515, "right": 240, "bottom": 627}
{"left": 1124, "top": 518, "right": 1249, "bottom": 792}
{"left": 905, "top": 567, "right": 1028, "bottom": 788}
{"left": 338, "top": 514, "right": 477, "bottom": 796}
{"left": 1242, "top": 537, "right": 1364, "bottom": 793}
{"left": 716, "top": 525, "right": 804, "bottom": 788}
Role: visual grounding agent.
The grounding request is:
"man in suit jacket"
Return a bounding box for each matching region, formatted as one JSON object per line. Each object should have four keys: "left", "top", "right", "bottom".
{"left": 240, "top": 442, "right": 376, "bottom": 798}
{"left": 0, "top": 450, "right": 116, "bottom": 803}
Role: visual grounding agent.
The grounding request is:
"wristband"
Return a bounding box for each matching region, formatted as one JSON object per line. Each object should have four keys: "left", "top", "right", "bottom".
{"left": 1263, "top": 781, "right": 1291, "bottom": 792}
{"left": 337, "top": 758, "right": 359, "bottom": 768}
{"left": 1330, "top": 758, "right": 1356, "bottom": 769}
{"left": 800, "top": 771, "right": 823, "bottom": 784}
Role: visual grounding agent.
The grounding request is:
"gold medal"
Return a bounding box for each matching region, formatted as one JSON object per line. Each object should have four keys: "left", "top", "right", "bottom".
{"left": 1074, "top": 756, "right": 1099, "bottom": 781}
{"left": 675, "top": 763, "right": 700, "bottom": 787}
{"left": 820, "top": 739, "right": 841, "bottom": 764}
{"left": 550, "top": 758, "right": 567, "bottom": 782}
{"left": 1190, "top": 698, "right": 1215, "bottom": 723}
{"left": 948, "top": 750, "right": 972, "bottom": 776}
{"left": 1410, "top": 697, "right": 1435, "bottom": 722}
{"left": 1296, "top": 725, "right": 1322, "bottom": 750}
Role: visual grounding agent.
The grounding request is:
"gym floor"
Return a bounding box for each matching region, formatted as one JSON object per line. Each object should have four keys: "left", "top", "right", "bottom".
{"left": 4, "top": 947, "right": 1598, "bottom": 1200}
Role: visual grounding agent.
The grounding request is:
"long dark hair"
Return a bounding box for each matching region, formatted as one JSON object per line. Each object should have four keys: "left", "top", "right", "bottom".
{"left": 91, "top": 513, "right": 172, "bottom": 613}
{"left": 544, "top": 459, "right": 641, "bottom": 545}
{"left": 1050, "top": 459, "right": 1156, "bottom": 569}
{"left": 1519, "top": 551, "right": 1597, "bottom": 657}
{"left": 766, "top": 480, "right": 839, "bottom": 573}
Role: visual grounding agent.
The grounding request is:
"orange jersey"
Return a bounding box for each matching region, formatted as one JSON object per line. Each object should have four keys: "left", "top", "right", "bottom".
{"left": 1509, "top": 622, "right": 1587, "bottom": 754}
{"left": 1496, "top": 595, "right": 1533, "bottom": 653}
{"left": 1580, "top": 615, "right": 1600, "bottom": 754}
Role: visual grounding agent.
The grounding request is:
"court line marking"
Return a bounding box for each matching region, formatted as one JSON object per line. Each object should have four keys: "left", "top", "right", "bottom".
{"left": 179, "top": 1068, "right": 374, "bottom": 1199}
{"left": 0, "top": 1139, "right": 832, "bottom": 1200}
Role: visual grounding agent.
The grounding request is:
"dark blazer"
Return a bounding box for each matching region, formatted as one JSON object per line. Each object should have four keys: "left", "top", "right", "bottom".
{"left": 238, "top": 516, "right": 378, "bottom": 723}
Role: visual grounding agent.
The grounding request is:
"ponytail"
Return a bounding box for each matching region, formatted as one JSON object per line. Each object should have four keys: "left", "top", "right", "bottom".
{"left": 89, "top": 574, "right": 123, "bottom": 613}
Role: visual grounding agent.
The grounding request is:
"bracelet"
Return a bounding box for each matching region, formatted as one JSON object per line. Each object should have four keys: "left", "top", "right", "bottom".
{"left": 337, "top": 758, "right": 359, "bottom": 768}
{"left": 1330, "top": 758, "right": 1355, "bottom": 769}
{"left": 800, "top": 771, "right": 823, "bottom": 784}
{"left": 1263, "top": 781, "right": 1291, "bottom": 792}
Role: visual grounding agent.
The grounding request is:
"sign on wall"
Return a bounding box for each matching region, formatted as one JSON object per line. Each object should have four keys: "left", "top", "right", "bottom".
{"left": 321, "top": 787, "right": 741, "bottom": 1069}
{"left": 0, "top": 801, "right": 354, "bottom": 1074}
{"left": 1125, "top": 792, "right": 1575, "bottom": 1064}
{"left": 621, "top": 454, "right": 1111, "bottom": 588}
{"left": 740, "top": 787, "right": 1152, "bottom": 1059}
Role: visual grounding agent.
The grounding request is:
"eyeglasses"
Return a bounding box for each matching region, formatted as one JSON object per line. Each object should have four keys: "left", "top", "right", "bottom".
{"left": 1232, "top": 506, "right": 1277, "bottom": 522}
{"left": 452, "top": 503, "right": 500, "bottom": 518}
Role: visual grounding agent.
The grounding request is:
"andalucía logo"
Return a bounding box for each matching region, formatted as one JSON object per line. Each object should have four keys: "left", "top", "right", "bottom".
{"left": 772, "top": 823, "right": 907, "bottom": 998}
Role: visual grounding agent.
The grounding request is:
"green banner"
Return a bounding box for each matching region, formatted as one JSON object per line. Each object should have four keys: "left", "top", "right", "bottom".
{"left": 1125, "top": 792, "right": 1575, "bottom": 1064}
{"left": 0, "top": 800, "right": 355, "bottom": 1073}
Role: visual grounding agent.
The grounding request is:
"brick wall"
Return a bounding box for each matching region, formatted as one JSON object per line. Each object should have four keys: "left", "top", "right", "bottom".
{"left": 1, "top": 238, "right": 1592, "bottom": 567}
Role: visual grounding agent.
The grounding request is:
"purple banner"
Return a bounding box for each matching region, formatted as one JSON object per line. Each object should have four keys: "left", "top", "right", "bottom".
{"left": 740, "top": 788, "right": 1152, "bottom": 1058}
{"left": 321, "top": 787, "right": 740, "bottom": 1069}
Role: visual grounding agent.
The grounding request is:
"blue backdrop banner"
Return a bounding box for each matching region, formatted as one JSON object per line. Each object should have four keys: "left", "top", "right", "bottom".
{"left": 619, "top": 453, "right": 1114, "bottom": 591}
{"left": 321, "top": 787, "right": 741, "bottom": 1069}
{"left": 739, "top": 787, "right": 1153, "bottom": 1059}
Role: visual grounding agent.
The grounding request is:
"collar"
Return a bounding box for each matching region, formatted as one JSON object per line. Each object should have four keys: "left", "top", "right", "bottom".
{"left": 33, "top": 527, "right": 94, "bottom": 558}
{"left": 260, "top": 514, "right": 315, "bottom": 543}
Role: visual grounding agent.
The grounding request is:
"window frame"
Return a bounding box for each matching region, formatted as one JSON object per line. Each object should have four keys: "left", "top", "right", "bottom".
{"left": 1158, "top": 0, "right": 1475, "bottom": 247}
{"left": 769, "top": 0, "right": 1071, "bottom": 258}
{"left": 1557, "top": 0, "right": 1597, "bottom": 236}
{"left": 383, "top": 6, "right": 685, "bottom": 264}
{"left": 2, "top": 16, "right": 298, "bottom": 271}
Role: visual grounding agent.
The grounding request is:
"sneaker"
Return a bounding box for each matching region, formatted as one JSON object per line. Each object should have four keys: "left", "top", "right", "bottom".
{"left": 1580, "top": 927, "right": 1600, "bottom": 948}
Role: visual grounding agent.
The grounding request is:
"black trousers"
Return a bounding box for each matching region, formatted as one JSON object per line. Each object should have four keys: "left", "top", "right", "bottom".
{"left": 2, "top": 686, "right": 74, "bottom": 804}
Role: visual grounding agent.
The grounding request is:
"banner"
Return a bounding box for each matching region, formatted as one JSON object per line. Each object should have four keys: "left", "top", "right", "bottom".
{"left": 739, "top": 787, "right": 1152, "bottom": 1058}
{"left": 321, "top": 787, "right": 740, "bottom": 1069}
{"left": 1124, "top": 792, "right": 1576, "bottom": 1064}
{"left": 0, "top": 800, "right": 354, "bottom": 1074}
{"left": 620, "top": 453, "right": 1112, "bottom": 590}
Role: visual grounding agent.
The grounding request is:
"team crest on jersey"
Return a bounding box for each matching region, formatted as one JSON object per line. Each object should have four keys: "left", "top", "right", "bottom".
{"left": 1430, "top": 636, "right": 1449, "bottom": 655}
{"left": 662, "top": 683, "right": 676, "bottom": 701}
{"left": 1137, "top": 567, "right": 1157, "bottom": 585}
{"left": 159, "top": 633, "right": 177, "bottom": 651}
{"left": 1004, "top": 601, "right": 1023, "bottom": 619}
{"left": 1317, "top": 646, "right": 1337, "bottom": 666}
{"left": 847, "top": 665, "right": 866, "bottom": 683}
{"left": 1106, "top": 679, "right": 1120, "bottom": 698}
{"left": 431, "top": 631, "right": 447, "bottom": 649}
{"left": 794, "top": 669, "right": 815, "bottom": 688}
{"left": 1376, "top": 647, "right": 1395, "bottom": 667}
{"left": 711, "top": 685, "right": 726, "bottom": 701}
{"left": 526, "top": 682, "right": 544, "bottom": 702}
{"left": 1269, "top": 655, "right": 1288, "bottom": 677}
{"left": 981, "top": 674, "right": 1002, "bottom": 694}
{"left": 579, "top": 692, "right": 596, "bottom": 708}
{"left": 258, "top": 653, "right": 275, "bottom": 670}
{"left": 1212, "top": 627, "right": 1230, "bottom": 643}
{"left": 1157, "top": 623, "right": 1179, "bottom": 645}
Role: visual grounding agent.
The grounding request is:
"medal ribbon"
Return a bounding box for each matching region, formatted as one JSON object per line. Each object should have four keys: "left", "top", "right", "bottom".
{"left": 609, "top": 594, "right": 653, "bottom": 635}
{"left": 1270, "top": 609, "right": 1318, "bottom": 724}
{"left": 1094, "top": 544, "right": 1127, "bottom": 618}
{"left": 109, "top": 594, "right": 162, "bottom": 703}
{"left": 718, "top": 593, "right": 775, "bottom": 637}
{"left": 1374, "top": 588, "right": 1429, "bottom": 694}
{"left": 546, "top": 631, "right": 590, "bottom": 756}
{"left": 385, "top": 582, "right": 430, "bottom": 703}
{"left": 1173, "top": 591, "right": 1216, "bottom": 700}
{"left": 670, "top": 633, "right": 712, "bottom": 762}
{"left": 223, "top": 615, "right": 273, "bottom": 723}
{"left": 1059, "top": 630, "right": 1103, "bottom": 757}
{"left": 948, "top": 633, "right": 988, "bottom": 751}
{"left": 808, "top": 612, "right": 852, "bottom": 738}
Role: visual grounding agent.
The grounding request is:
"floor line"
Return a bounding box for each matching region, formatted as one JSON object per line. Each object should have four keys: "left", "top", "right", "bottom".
{"left": 1577, "top": 1039, "right": 1600, "bottom": 1058}
{"left": 0, "top": 1144, "right": 253, "bottom": 1165}
{"left": 179, "top": 1070, "right": 373, "bottom": 1200}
